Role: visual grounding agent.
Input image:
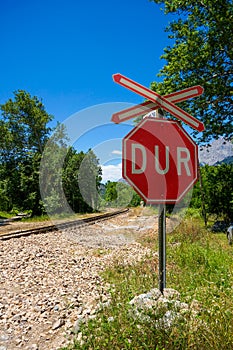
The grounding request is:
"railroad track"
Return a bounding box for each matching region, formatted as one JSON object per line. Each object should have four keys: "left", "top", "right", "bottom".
{"left": 0, "top": 208, "right": 129, "bottom": 241}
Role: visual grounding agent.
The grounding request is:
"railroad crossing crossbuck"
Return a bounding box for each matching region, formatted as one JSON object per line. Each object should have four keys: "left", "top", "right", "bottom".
{"left": 112, "top": 73, "right": 205, "bottom": 131}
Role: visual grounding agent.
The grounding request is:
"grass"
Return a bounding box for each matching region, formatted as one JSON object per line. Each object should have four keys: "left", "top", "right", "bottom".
{"left": 61, "top": 216, "right": 233, "bottom": 349}
{"left": 0, "top": 210, "right": 51, "bottom": 221}
{"left": 0, "top": 211, "right": 13, "bottom": 219}
{"left": 20, "top": 211, "right": 105, "bottom": 223}
{"left": 21, "top": 214, "right": 51, "bottom": 222}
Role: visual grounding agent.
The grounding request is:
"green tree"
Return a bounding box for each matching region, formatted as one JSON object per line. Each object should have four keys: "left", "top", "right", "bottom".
{"left": 0, "top": 90, "right": 53, "bottom": 214}
{"left": 151, "top": 0, "right": 233, "bottom": 143}
{"left": 203, "top": 164, "right": 233, "bottom": 221}
{"left": 78, "top": 149, "right": 102, "bottom": 211}
{"left": 0, "top": 90, "right": 52, "bottom": 158}
{"left": 39, "top": 123, "right": 72, "bottom": 216}
{"left": 191, "top": 164, "right": 233, "bottom": 222}
{"left": 62, "top": 148, "right": 96, "bottom": 213}
{"left": 41, "top": 144, "right": 102, "bottom": 215}
{"left": 104, "top": 181, "right": 141, "bottom": 208}
{"left": 129, "top": 191, "right": 142, "bottom": 207}
{"left": 104, "top": 181, "right": 118, "bottom": 203}
{"left": 0, "top": 164, "right": 10, "bottom": 211}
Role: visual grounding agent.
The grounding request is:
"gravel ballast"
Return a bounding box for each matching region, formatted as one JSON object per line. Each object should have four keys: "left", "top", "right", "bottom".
{"left": 0, "top": 213, "right": 157, "bottom": 350}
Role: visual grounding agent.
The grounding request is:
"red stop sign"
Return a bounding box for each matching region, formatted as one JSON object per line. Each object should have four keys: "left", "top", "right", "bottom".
{"left": 122, "top": 118, "right": 198, "bottom": 204}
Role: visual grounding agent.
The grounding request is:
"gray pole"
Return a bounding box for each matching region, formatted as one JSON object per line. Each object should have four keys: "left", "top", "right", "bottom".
{"left": 156, "top": 108, "right": 167, "bottom": 294}
{"left": 147, "top": 108, "right": 167, "bottom": 293}
{"left": 158, "top": 204, "right": 166, "bottom": 293}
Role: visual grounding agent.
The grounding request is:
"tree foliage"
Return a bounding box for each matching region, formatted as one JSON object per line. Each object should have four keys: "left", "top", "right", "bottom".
{"left": 40, "top": 144, "right": 102, "bottom": 215}
{"left": 0, "top": 90, "right": 52, "bottom": 159}
{"left": 39, "top": 124, "right": 69, "bottom": 215}
{"left": 0, "top": 90, "right": 52, "bottom": 214}
{"left": 0, "top": 91, "right": 102, "bottom": 215}
{"left": 104, "top": 181, "right": 141, "bottom": 208}
{"left": 151, "top": 0, "right": 233, "bottom": 143}
{"left": 78, "top": 149, "right": 102, "bottom": 211}
{"left": 191, "top": 163, "right": 233, "bottom": 221}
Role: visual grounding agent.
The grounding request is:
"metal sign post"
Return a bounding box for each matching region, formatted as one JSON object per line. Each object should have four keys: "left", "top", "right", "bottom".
{"left": 157, "top": 109, "right": 166, "bottom": 294}
{"left": 158, "top": 204, "right": 166, "bottom": 293}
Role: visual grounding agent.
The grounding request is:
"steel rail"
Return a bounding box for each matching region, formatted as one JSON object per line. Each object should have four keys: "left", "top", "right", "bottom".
{"left": 0, "top": 208, "right": 129, "bottom": 241}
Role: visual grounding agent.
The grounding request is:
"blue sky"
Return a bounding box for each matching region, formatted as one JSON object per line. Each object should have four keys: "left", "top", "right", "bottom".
{"left": 1, "top": 0, "right": 175, "bottom": 182}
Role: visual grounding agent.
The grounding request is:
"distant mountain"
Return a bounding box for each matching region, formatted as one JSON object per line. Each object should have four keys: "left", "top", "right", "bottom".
{"left": 199, "top": 138, "right": 233, "bottom": 166}
{"left": 215, "top": 155, "right": 233, "bottom": 165}
{"left": 118, "top": 177, "right": 128, "bottom": 184}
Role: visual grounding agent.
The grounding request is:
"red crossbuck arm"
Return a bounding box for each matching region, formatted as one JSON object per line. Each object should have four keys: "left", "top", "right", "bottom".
{"left": 111, "top": 85, "right": 204, "bottom": 124}
{"left": 112, "top": 73, "right": 205, "bottom": 132}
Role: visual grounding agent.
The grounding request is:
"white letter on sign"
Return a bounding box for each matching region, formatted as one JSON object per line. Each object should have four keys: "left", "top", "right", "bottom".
{"left": 132, "top": 144, "right": 146, "bottom": 174}
{"left": 177, "top": 147, "right": 191, "bottom": 176}
{"left": 155, "top": 145, "right": 170, "bottom": 175}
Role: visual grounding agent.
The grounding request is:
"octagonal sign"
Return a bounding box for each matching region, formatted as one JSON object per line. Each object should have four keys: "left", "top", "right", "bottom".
{"left": 122, "top": 117, "right": 198, "bottom": 204}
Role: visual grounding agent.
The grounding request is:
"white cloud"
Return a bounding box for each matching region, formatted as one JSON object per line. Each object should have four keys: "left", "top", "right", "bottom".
{"left": 101, "top": 163, "right": 122, "bottom": 183}
{"left": 111, "top": 150, "right": 122, "bottom": 155}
